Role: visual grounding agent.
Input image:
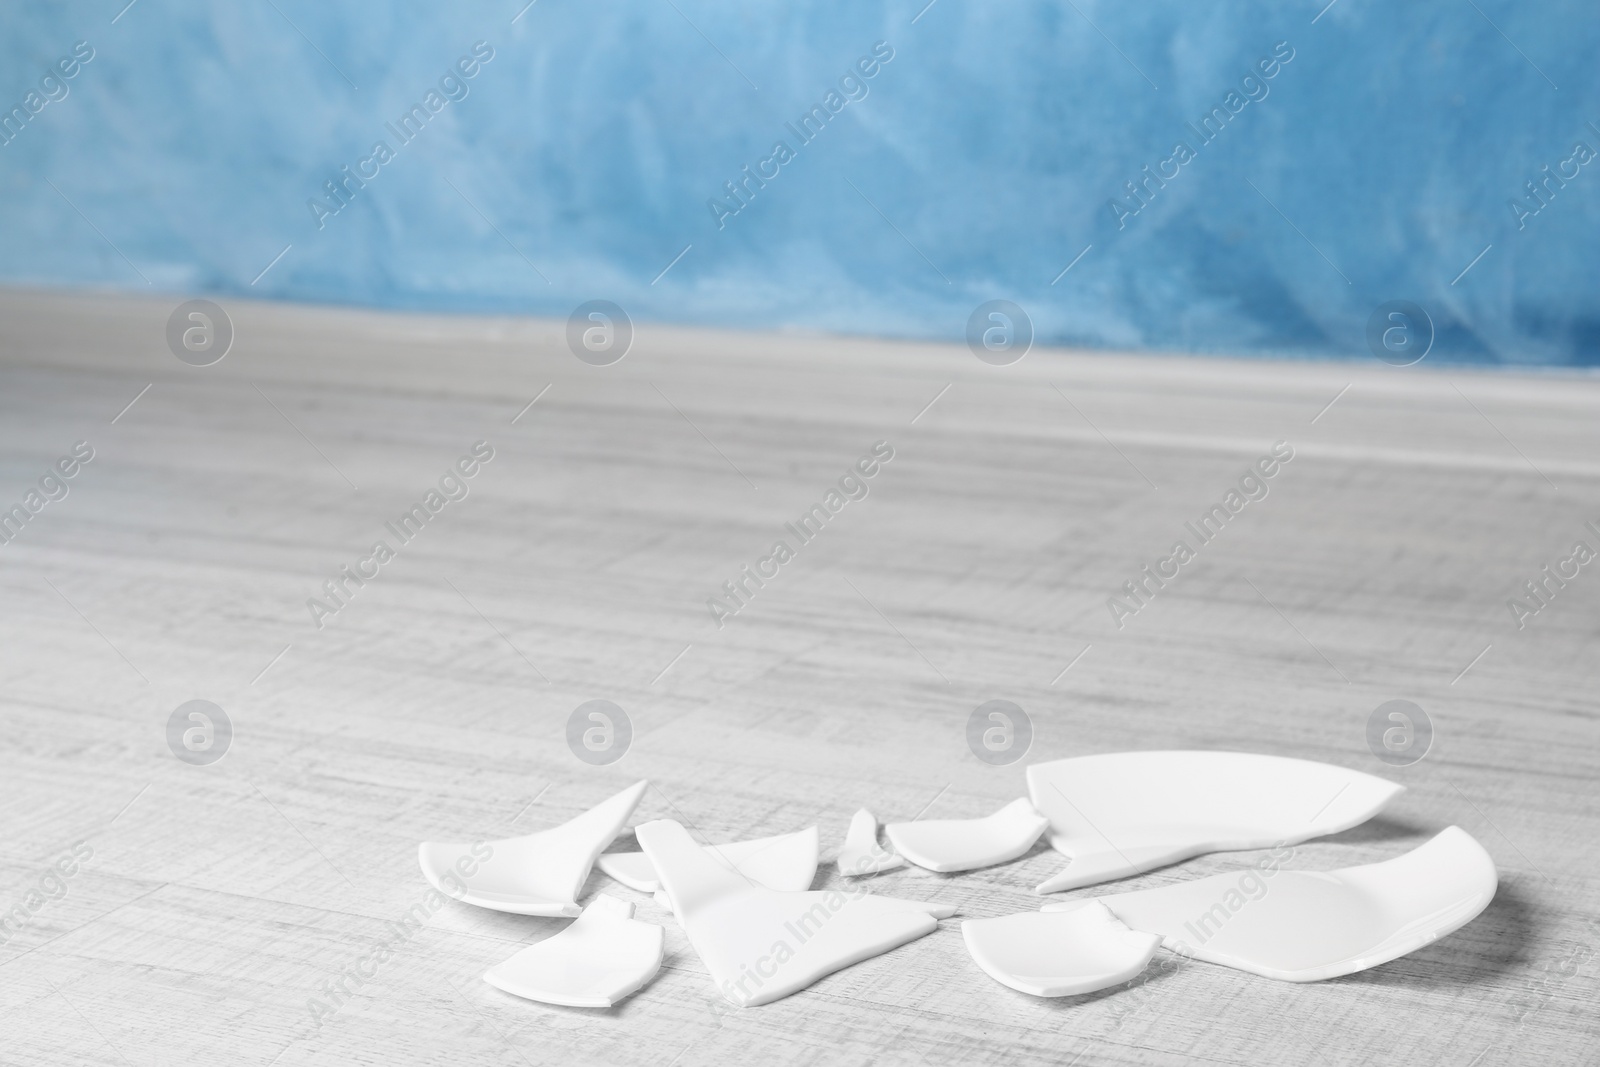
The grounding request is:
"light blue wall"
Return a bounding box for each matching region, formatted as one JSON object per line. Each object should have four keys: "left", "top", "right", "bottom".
{"left": 2, "top": 1, "right": 1597, "bottom": 364}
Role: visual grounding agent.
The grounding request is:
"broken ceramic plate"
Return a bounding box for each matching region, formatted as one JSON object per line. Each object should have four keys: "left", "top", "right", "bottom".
{"left": 837, "top": 809, "right": 904, "bottom": 877}
{"left": 962, "top": 900, "right": 1161, "bottom": 997}
{"left": 483, "top": 894, "right": 663, "bottom": 1008}
{"left": 636, "top": 819, "right": 954, "bottom": 1006}
{"left": 1041, "top": 826, "right": 1496, "bottom": 982}
{"left": 598, "top": 826, "right": 819, "bottom": 893}
{"left": 1028, "top": 752, "right": 1403, "bottom": 893}
{"left": 885, "top": 798, "right": 1049, "bottom": 874}
{"left": 418, "top": 780, "right": 647, "bottom": 916}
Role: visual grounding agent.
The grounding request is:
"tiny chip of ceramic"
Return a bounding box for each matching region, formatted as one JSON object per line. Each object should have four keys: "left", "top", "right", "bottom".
{"left": 837, "top": 809, "right": 905, "bottom": 876}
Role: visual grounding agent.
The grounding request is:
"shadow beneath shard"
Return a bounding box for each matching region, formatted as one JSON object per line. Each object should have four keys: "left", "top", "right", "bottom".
{"left": 1028, "top": 946, "right": 1192, "bottom": 1017}
{"left": 1325, "top": 877, "right": 1536, "bottom": 989}
{"left": 1009, "top": 833, "right": 1059, "bottom": 868}
{"left": 1313, "top": 814, "right": 1435, "bottom": 847}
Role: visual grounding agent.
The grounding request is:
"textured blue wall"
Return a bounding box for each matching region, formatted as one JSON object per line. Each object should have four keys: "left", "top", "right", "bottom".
{"left": 2, "top": 1, "right": 1597, "bottom": 364}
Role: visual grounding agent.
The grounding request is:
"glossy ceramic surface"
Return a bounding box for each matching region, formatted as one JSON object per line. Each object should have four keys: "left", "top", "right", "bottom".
{"left": 418, "top": 780, "right": 647, "bottom": 916}
{"left": 837, "top": 809, "right": 904, "bottom": 877}
{"left": 1028, "top": 752, "right": 1403, "bottom": 893}
{"left": 637, "top": 819, "right": 954, "bottom": 1006}
{"left": 886, "top": 798, "right": 1049, "bottom": 874}
{"left": 484, "top": 894, "right": 664, "bottom": 1007}
{"left": 598, "top": 827, "right": 819, "bottom": 894}
{"left": 1043, "top": 827, "right": 1497, "bottom": 982}
{"left": 962, "top": 901, "right": 1161, "bottom": 997}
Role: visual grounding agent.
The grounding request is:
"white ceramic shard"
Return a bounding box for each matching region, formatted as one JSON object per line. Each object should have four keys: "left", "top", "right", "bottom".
{"left": 483, "top": 894, "right": 664, "bottom": 1007}
{"left": 885, "top": 798, "right": 1049, "bottom": 874}
{"left": 1028, "top": 752, "right": 1403, "bottom": 893}
{"left": 598, "top": 826, "right": 819, "bottom": 893}
{"left": 837, "top": 809, "right": 904, "bottom": 877}
{"left": 962, "top": 900, "right": 1161, "bottom": 997}
{"left": 636, "top": 819, "right": 954, "bottom": 1006}
{"left": 1042, "top": 826, "right": 1496, "bottom": 982}
{"left": 418, "top": 780, "right": 647, "bottom": 916}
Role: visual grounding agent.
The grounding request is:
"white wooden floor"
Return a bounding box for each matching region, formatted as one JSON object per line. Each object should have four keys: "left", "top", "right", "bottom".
{"left": 0, "top": 289, "right": 1596, "bottom": 1066}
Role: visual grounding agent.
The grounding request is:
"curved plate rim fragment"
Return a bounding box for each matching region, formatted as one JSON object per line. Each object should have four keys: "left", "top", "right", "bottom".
{"left": 418, "top": 780, "right": 647, "bottom": 916}
{"left": 1027, "top": 751, "right": 1403, "bottom": 893}
{"left": 1041, "top": 826, "right": 1496, "bottom": 983}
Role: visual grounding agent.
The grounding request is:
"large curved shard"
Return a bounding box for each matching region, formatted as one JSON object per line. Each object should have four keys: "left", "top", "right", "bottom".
{"left": 1028, "top": 752, "right": 1402, "bottom": 893}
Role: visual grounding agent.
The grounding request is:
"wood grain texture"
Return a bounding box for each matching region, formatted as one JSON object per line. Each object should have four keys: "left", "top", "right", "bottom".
{"left": 0, "top": 289, "right": 1596, "bottom": 1067}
